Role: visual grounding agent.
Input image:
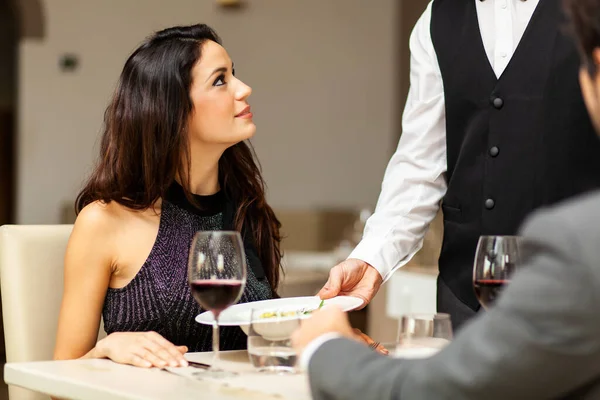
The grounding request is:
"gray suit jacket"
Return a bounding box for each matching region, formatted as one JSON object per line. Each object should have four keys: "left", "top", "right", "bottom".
{"left": 309, "top": 191, "right": 600, "bottom": 400}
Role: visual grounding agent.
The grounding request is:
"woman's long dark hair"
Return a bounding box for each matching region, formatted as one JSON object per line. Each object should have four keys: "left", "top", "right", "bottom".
{"left": 76, "top": 24, "right": 282, "bottom": 294}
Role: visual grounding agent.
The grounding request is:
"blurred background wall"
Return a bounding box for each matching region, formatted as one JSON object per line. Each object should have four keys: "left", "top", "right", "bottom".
{"left": 10, "top": 0, "right": 398, "bottom": 225}
{"left": 2, "top": 0, "right": 441, "bottom": 255}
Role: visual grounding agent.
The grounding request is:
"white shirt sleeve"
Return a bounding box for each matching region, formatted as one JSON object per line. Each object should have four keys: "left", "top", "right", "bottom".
{"left": 349, "top": 2, "right": 447, "bottom": 282}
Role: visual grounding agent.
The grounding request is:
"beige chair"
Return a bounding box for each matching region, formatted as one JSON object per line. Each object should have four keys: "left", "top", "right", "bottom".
{"left": 0, "top": 225, "right": 106, "bottom": 400}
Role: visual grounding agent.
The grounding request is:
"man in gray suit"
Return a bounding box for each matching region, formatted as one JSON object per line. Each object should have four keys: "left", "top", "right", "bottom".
{"left": 291, "top": 0, "right": 600, "bottom": 398}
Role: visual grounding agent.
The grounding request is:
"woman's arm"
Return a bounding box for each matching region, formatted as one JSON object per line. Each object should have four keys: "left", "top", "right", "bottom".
{"left": 54, "top": 202, "right": 114, "bottom": 361}
{"left": 54, "top": 202, "right": 189, "bottom": 368}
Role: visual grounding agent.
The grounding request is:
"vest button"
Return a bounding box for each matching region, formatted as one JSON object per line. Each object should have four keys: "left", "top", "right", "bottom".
{"left": 491, "top": 97, "right": 504, "bottom": 109}
{"left": 489, "top": 146, "right": 499, "bottom": 157}
{"left": 485, "top": 198, "right": 495, "bottom": 210}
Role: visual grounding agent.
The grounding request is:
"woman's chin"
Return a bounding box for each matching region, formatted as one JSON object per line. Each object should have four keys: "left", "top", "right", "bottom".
{"left": 239, "top": 123, "right": 257, "bottom": 140}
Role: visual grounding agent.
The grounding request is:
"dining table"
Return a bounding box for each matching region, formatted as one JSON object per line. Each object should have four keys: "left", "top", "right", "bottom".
{"left": 4, "top": 350, "right": 313, "bottom": 399}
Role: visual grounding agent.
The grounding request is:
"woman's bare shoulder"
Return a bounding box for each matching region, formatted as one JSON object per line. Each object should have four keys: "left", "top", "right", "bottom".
{"left": 74, "top": 201, "right": 126, "bottom": 233}
{"left": 71, "top": 200, "right": 161, "bottom": 252}
{"left": 76, "top": 200, "right": 160, "bottom": 228}
{"left": 68, "top": 200, "right": 161, "bottom": 276}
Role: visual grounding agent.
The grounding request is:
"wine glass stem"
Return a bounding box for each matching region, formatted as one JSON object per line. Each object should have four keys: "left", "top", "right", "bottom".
{"left": 212, "top": 316, "right": 220, "bottom": 370}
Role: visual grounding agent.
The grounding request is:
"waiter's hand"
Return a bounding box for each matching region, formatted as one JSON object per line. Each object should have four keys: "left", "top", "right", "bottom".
{"left": 317, "top": 258, "right": 383, "bottom": 307}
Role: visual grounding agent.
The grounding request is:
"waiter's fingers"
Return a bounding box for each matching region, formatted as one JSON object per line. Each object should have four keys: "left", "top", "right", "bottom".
{"left": 318, "top": 264, "right": 344, "bottom": 299}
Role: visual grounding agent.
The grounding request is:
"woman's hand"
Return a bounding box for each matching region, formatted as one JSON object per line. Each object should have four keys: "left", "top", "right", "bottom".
{"left": 292, "top": 305, "right": 389, "bottom": 357}
{"left": 352, "top": 328, "right": 389, "bottom": 355}
{"left": 94, "top": 331, "right": 189, "bottom": 368}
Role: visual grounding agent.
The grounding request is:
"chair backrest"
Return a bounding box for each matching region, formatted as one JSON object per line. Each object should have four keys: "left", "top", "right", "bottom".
{"left": 0, "top": 225, "right": 106, "bottom": 400}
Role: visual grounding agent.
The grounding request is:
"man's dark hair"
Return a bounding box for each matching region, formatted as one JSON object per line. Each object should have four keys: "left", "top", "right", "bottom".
{"left": 564, "top": 0, "right": 600, "bottom": 74}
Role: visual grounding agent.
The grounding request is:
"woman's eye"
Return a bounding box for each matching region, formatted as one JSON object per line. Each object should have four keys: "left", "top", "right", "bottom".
{"left": 213, "top": 74, "right": 226, "bottom": 87}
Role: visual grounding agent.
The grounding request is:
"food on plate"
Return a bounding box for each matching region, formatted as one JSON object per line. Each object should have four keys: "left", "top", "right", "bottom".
{"left": 258, "top": 299, "right": 325, "bottom": 319}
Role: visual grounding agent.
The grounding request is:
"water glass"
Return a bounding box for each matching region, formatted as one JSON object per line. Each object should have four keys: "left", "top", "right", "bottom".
{"left": 394, "top": 313, "right": 453, "bottom": 359}
{"left": 247, "top": 308, "right": 301, "bottom": 373}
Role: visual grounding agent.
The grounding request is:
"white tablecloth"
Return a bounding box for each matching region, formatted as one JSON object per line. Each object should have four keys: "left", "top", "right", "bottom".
{"left": 4, "top": 350, "right": 312, "bottom": 400}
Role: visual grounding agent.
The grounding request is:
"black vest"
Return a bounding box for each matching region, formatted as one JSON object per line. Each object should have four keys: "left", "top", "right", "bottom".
{"left": 431, "top": 0, "right": 600, "bottom": 311}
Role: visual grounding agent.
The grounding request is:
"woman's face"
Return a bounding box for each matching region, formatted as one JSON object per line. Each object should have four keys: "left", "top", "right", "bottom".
{"left": 187, "top": 40, "right": 255, "bottom": 147}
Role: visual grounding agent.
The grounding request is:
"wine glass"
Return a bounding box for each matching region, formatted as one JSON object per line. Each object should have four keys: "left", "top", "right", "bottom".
{"left": 394, "top": 313, "right": 453, "bottom": 359}
{"left": 188, "top": 231, "right": 247, "bottom": 378}
{"left": 473, "top": 235, "right": 522, "bottom": 310}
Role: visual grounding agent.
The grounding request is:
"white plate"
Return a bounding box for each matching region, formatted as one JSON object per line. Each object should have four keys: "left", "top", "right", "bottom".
{"left": 195, "top": 295, "right": 364, "bottom": 335}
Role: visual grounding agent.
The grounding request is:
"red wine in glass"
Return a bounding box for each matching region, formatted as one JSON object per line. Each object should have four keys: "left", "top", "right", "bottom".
{"left": 473, "top": 236, "right": 521, "bottom": 310}
{"left": 190, "top": 280, "right": 244, "bottom": 315}
{"left": 473, "top": 279, "right": 510, "bottom": 309}
{"left": 188, "top": 231, "right": 247, "bottom": 378}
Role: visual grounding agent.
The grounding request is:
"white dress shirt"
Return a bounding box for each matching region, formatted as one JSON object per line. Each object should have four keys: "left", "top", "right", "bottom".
{"left": 348, "top": 0, "right": 540, "bottom": 282}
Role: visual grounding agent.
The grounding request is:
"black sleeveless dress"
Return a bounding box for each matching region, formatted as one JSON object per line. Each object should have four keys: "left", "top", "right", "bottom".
{"left": 102, "top": 183, "right": 272, "bottom": 351}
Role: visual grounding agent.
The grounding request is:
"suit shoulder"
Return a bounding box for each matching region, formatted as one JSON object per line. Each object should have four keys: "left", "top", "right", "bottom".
{"left": 519, "top": 191, "right": 600, "bottom": 271}
{"left": 521, "top": 191, "right": 600, "bottom": 236}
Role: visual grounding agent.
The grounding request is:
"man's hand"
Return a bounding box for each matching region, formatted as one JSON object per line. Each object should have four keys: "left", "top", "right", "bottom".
{"left": 317, "top": 258, "right": 383, "bottom": 307}
{"left": 291, "top": 306, "right": 389, "bottom": 357}
{"left": 291, "top": 305, "right": 355, "bottom": 356}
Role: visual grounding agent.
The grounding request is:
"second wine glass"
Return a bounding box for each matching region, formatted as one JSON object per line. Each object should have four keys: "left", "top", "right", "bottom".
{"left": 188, "top": 230, "right": 247, "bottom": 378}
{"left": 473, "top": 235, "right": 522, "bottom": 310}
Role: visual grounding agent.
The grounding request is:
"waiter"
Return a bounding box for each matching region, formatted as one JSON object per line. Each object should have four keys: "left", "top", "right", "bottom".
{"left": 319, "top": 0, "right": 600, "bottom": 329}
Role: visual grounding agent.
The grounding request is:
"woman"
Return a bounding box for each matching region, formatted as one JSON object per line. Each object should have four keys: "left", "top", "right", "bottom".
{"left": 53, "top": 24, "right": 282, "bottom": 369}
